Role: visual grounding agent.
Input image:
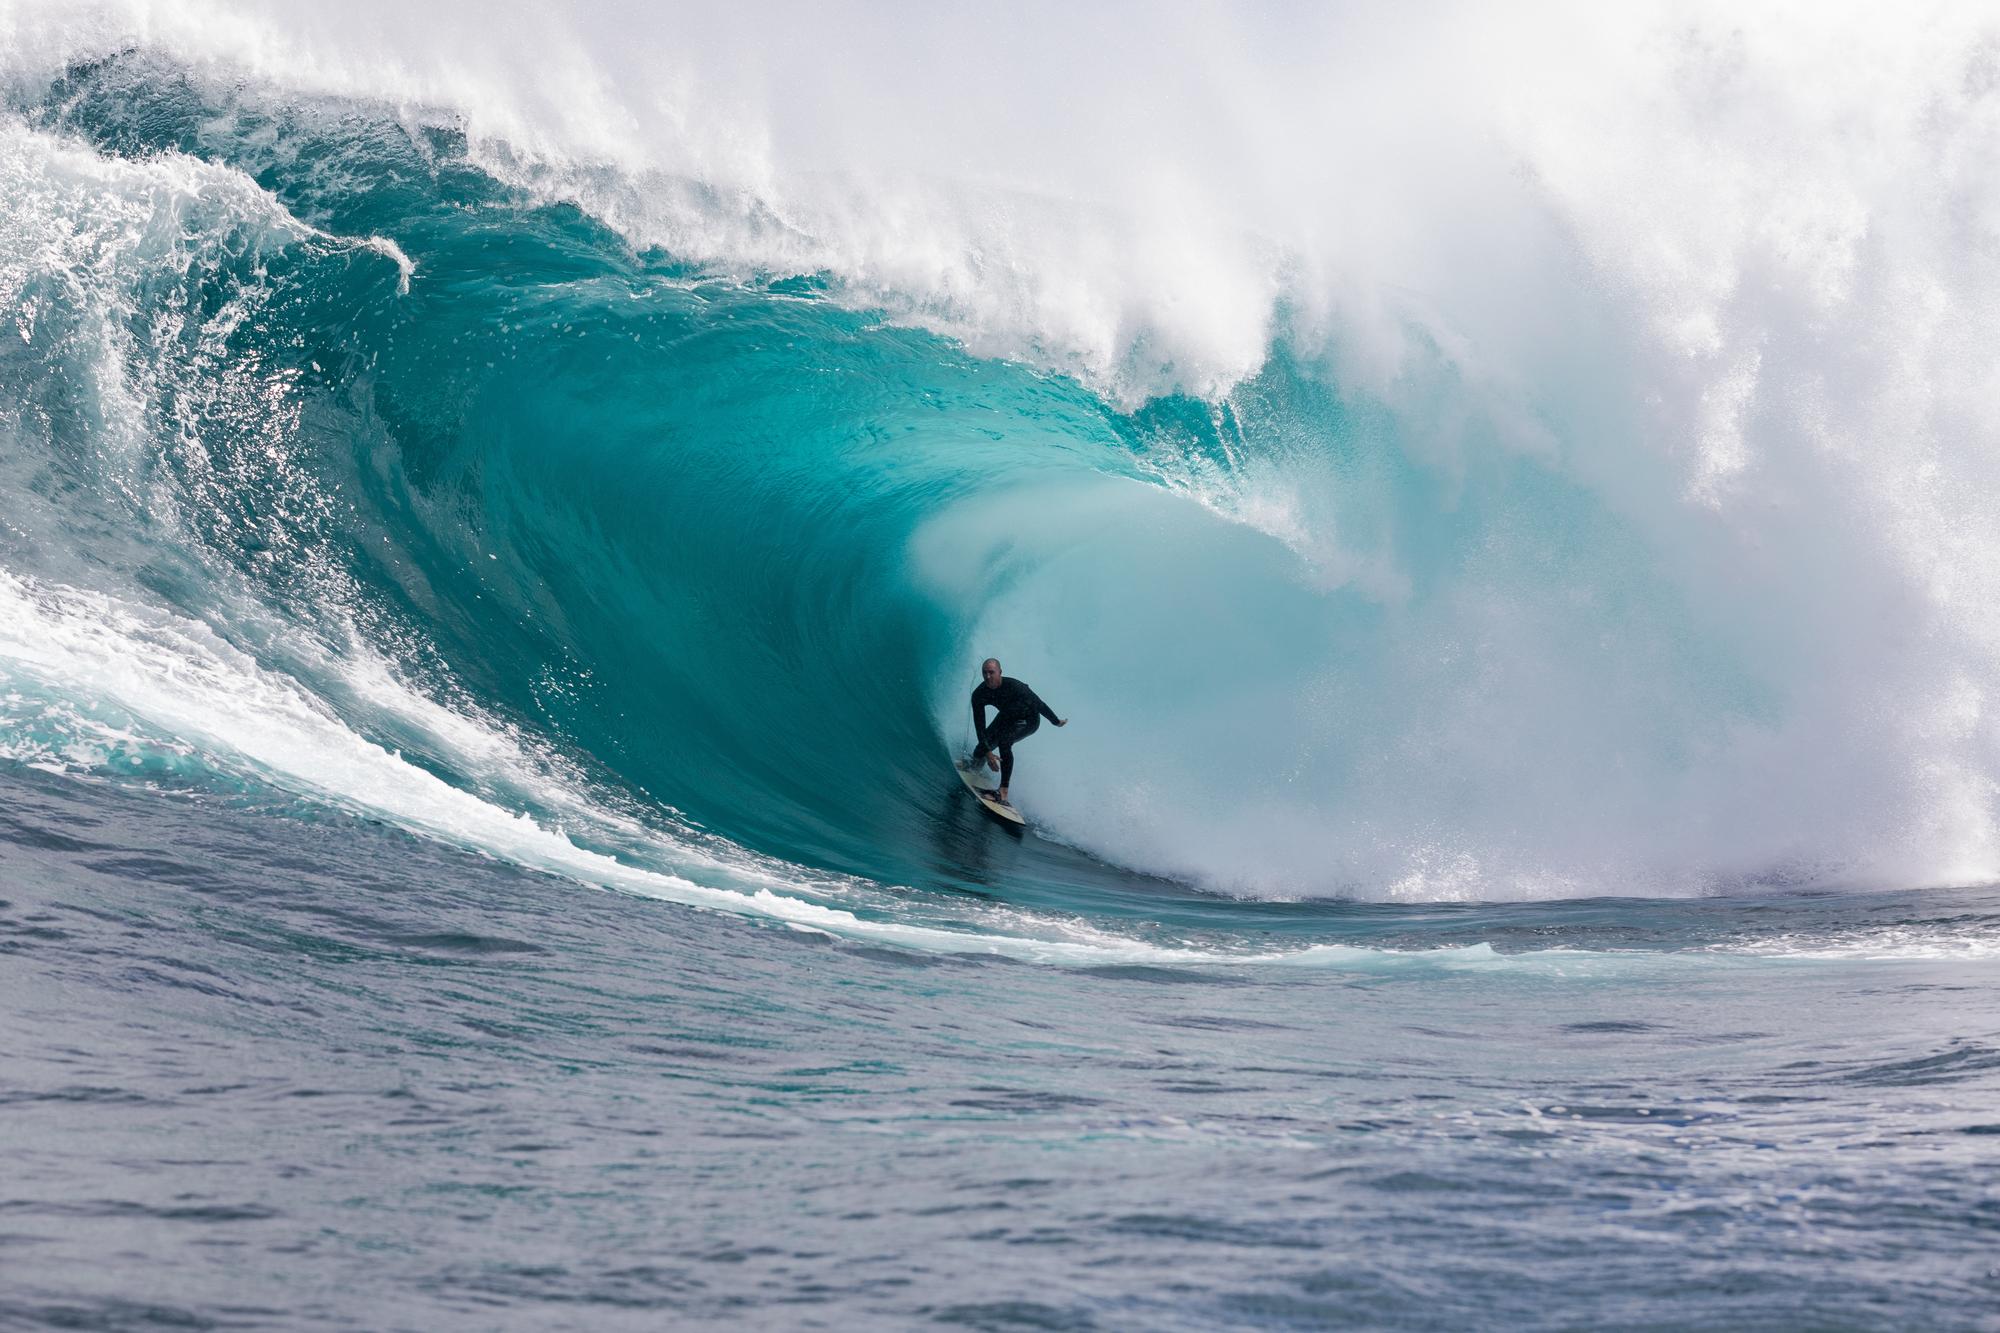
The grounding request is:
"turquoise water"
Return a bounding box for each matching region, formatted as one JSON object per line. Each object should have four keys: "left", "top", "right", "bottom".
{"left": 3, "top": 29, "right": 2000, "bottom": 1329}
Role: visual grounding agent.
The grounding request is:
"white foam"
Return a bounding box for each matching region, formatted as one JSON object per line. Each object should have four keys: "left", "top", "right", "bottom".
{"left": 0, "top": 3, "right": 1957, "bottom": 401}
{"left": 1716, "top": 929, "right": 2000, "bottom": 963}
{"left": 346, "top": 231, "right": 414, "bottom": 294}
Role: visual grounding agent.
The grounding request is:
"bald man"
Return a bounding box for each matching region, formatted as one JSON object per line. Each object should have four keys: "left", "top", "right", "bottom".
{"left": 969, "top": 657, "right": 1066, "bottom": 805}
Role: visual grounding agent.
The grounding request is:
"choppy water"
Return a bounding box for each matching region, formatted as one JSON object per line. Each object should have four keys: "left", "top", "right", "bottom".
{"left": 4, "top": 5, "right": 2000, "bottom": 1327}
{"left": 8, "top": 768, "right": 2000, "bottom": 1329}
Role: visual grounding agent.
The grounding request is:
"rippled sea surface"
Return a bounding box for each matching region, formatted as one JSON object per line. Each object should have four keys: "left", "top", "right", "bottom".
{"left": 5, "top": 765, "right": 1996, "bottom": 1330}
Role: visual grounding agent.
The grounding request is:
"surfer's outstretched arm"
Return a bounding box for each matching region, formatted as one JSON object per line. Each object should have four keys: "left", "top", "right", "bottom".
{"left": 1030, "top": 688, "right": 1062, "bottom": 726}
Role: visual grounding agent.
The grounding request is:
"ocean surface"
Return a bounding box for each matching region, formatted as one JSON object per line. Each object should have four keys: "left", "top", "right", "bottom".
{"left": 3, "top": 5, "right": 2000, "bottom": 1328}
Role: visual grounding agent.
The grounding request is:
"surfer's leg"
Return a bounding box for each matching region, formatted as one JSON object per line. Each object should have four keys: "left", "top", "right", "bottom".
{"left": 994, "top": 716, "right": 1038, "bottom": 796}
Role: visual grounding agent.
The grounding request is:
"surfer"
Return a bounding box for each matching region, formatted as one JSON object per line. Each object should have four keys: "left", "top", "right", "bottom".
{"left": 969, "top": 658, "right": 1066, "bottom": 805}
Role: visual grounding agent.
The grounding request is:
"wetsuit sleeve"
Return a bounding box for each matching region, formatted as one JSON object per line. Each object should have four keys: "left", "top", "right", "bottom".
{"left": 970, "top": 691, "right": 990, "bottom": 747}
{"left": 1030, "top": 688, "right": 1060, "bottom": 724}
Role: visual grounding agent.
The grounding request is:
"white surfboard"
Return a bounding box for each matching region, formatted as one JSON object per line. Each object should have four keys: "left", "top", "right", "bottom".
{"left": 956, "top": 760, "right": 1027, "bottom": 826}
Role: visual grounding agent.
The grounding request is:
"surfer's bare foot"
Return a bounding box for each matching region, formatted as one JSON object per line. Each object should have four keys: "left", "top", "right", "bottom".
{"left": 996, "top": 788, "right": 1009, "bottom": 803}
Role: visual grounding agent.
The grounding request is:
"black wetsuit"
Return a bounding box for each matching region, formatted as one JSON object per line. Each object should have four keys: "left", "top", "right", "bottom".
{"left": 970, "top": 677, "right": 1060, "bottom": 791}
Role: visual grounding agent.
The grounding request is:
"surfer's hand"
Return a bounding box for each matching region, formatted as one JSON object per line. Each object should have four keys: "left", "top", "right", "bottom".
{"left": 1056, "top": 718, "right": 1067, "bottom": 726}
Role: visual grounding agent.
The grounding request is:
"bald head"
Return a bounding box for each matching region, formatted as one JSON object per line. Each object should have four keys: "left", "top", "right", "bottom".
{"left": 980, "top": 658, "right": 1002, "bottom": 686}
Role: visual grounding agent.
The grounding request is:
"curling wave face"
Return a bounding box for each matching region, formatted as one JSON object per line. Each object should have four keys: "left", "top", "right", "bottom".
{"left": 3, "top": 3, "right": 2000, "bottom": 926}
